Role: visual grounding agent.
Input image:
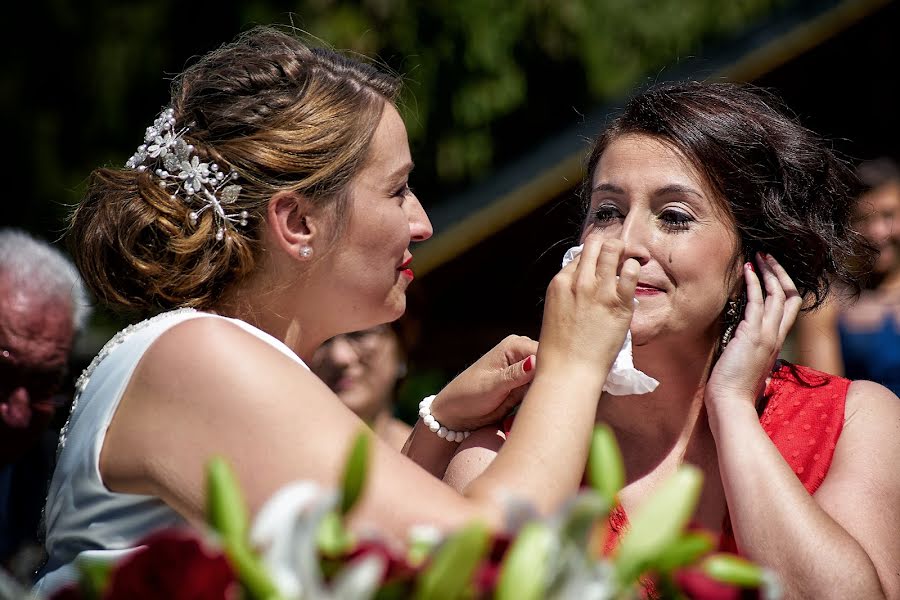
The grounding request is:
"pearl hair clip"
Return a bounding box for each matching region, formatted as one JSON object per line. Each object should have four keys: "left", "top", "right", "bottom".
{"left": 125, "top": 107, "right": 248, "bottom": 241}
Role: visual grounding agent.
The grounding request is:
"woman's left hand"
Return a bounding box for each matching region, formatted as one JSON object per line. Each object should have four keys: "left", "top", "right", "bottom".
{"left": 429, "top": 335, "right": 538, "bottom": 432}
{"left": 706, "top": 253, "right": 802, "bottom": 412}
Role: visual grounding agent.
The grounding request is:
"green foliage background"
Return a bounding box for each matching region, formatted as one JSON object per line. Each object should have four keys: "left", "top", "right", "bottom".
{"left": 4, "top": 0, "right": 786, "bottom": 237}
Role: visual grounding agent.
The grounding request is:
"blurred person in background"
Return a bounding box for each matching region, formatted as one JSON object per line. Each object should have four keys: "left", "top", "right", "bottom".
{"left": 0, "top": 228, "right": 89, "bottom": 580}
{"left": 794, "top": 157, "right": 900, "bottom": 394}
{"left": 311, "top": 323, "right": 412, "bottom": 451}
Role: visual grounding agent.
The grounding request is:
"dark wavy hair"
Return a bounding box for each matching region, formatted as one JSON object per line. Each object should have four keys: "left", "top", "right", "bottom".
{"left": 582, "top": 80, "right": 875, "bottom": 311}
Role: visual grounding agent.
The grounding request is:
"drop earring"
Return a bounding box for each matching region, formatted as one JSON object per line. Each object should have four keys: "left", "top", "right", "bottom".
{"left": 721, "top": 298, "right": 741, "bottom": 347}
{"left": 299, "top": 245, "right": 313, "bottom": 259}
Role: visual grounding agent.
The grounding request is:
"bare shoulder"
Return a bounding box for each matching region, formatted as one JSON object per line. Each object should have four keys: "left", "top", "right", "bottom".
{"left": 102, "top": 315, "right": 342, "bottom": 514}
{"left": 142, "top": 315, "right": 306, "bottom": 379}
{"left": 844, "top": 379, "right": 900, "bottom": 429}
{"left": 826, "top": 379, "right": 900, "bottom": 477}
{"left": 125, "top": 314, "right": 342, "bottom": 452}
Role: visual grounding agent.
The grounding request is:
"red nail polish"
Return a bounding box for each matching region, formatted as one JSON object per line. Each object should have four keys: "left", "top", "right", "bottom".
{"left": 523, "top": 355, "right": 534, "bottom": 372}
{"left": 746, "top": 261, "right": 755, "bottom": 273}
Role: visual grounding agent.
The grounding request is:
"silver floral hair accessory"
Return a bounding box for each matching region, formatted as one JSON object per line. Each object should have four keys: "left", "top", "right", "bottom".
{"left": 125, "top": 107, "right": 248, "bottom": 241}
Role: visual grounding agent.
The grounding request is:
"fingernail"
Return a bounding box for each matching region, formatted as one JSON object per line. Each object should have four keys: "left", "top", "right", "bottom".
{"left": 746, "top": 261, "right": 755, "bottom": 273}
{"left": 523, "top": 355, "right": 534, "bottom": 372}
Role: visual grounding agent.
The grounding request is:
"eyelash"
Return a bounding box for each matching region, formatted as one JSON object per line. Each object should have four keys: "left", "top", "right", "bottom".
{"left": 592, "top": 205, "right": 694, "bottom": 232}
{"left": 393, "top": 183, "right": 413, "bottom": 198}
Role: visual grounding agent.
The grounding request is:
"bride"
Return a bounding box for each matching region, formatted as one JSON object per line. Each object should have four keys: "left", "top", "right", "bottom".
{"left": 36, "top": 27, "right": 643, "bottom": 593}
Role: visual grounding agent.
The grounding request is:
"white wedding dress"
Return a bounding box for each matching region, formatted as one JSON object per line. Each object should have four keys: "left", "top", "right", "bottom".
{"left": 34, "top": 309, "right": 308, "bottom": 595}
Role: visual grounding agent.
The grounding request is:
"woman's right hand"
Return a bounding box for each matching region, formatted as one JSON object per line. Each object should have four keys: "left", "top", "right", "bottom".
{"left": 537, "top": 234, "right": 640, "bottom": 376}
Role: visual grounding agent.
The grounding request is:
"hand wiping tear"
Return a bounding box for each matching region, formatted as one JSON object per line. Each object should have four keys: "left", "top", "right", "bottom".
{"left": 562, "top": 244, "right": 659, "bottom": 395}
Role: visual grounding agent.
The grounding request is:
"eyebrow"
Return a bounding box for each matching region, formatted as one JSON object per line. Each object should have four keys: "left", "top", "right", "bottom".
{"left": 654, "top": 183, "right": 703, "bottom": 198}
{"left": 590, "top": 182, "right": 703, "bottom": 198}
{"left": 591, "top": 183, "right": 625, "bottom": 195}
{"left": 388, "top": 162, "right": 415, "bottom": 181}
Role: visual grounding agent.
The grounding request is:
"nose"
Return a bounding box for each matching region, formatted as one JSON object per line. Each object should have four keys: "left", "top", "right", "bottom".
{"left": 5, "top": 385, "right": 29, "bottom": 406}
{"left": 406, "top": 193, "right": 433, "bottom": 242}
{"left": 868, "top": 215, "right": 892, "bottom": 244}
{"left": 619, "top": 212, "right": 652, "bottom": 266}
{"left": 328, "top": 336, "right": 361, "bottom": 368}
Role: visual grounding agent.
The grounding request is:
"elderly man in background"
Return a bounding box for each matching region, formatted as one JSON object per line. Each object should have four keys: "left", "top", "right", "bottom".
{"left": 0, "top": 228, "right": 89, "bottom": 579}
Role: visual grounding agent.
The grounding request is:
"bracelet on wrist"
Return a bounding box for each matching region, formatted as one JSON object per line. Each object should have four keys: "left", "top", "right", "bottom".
{"left": 418, "top": 395, "right": 471, "bottom": 443}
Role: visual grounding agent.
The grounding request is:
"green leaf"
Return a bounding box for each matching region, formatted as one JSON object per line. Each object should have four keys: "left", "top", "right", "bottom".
{"left": 224, "top": 538, "right": 282, "bottom": 600}
{"left": 587, "top": 424, "right": 625, "bottom": 504}
{"left": 74, "top": 556, "right": 114, "bottom": 599}
{"left": 316, "top": 510, "right": 356, "bottom": 557}
{"left": 407, "top": 528, "right": 442, "bottom": 567}
{"left": 557, "top": 492, "right": 610, "bottom": 548}
{"left": 614, "top": 465, "right": 703, "bottom": 584}
{"left": 341, "top": 430, "right": 370, "bottom": 515}
{"left": 702, "top": 553, "right": 766, "bottom": 587}
{"left": 495, "top": 521, "right": 556, "bottom": 600}
{"left": 206, "top": 456, "right": 248, "bottom": 547}
{"left": 654, "top": 531, "right": 715, "bottom": 573}
{"left": 414, "top": 522, "right": 491, "bottom": 600}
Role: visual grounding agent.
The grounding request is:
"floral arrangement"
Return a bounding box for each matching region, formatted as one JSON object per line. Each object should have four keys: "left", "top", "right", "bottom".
{"left": 29, "top": 427, "right": 780, "bottom": 600}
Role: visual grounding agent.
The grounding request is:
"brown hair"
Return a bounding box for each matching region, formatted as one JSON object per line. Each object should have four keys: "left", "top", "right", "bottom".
{"left": 71, "top": 27, "right": 401, "bottom": 314}
{"left": 582, "top": 80, "right": 875, "bottom": 314}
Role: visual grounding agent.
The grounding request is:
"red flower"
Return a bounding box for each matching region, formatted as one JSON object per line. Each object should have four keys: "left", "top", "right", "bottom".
{"left": 675, "top": 568, "right": 759, "bottom": 600}
{"left": 49, "top": 584, "right": 84, "bottom": 600}
{"left": 101, "top": 529, "right": 239, "bottom": 600}
{"left": 346, "top": 539, "right": 417, "bottom": 584}
{"left": 472, "top": 533, "right": 512, "bottom": 597}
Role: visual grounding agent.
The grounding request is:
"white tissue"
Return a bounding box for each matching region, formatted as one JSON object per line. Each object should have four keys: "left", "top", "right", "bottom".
{"left": 561, "top": 244, "right": 659, "bottom": 395}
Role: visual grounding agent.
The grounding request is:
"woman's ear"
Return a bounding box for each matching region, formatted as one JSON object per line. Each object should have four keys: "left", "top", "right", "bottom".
{"left": 267, "top": 191, "right": 325, "bottom": 260}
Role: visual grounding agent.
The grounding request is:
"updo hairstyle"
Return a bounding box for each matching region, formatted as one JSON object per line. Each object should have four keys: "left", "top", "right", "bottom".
{"left": 71, "top": 26, "right": 401, "bottom": 314}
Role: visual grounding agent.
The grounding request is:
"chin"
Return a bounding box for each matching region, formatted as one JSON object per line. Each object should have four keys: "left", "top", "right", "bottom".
{"left": 384, "top": 291, "right": 407, "bottom": 320}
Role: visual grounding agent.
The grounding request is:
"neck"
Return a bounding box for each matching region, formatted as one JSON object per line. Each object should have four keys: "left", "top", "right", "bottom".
{"left": 596, "top": 334, "right": 716, "bottom": 461}
{"left": 211, "top": 269, "right": 330, "bottom": 362}
{"left": 369, "top": 408, "right": 397, "bottom": 434}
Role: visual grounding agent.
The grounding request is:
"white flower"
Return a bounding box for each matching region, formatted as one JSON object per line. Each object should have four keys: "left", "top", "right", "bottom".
{"left": 179, "top": 156, "right": 210, "bottom": 192}
{"left": 124, "top": 107, "right": 247, "bottom": 241}
{"left": 147, "top": 131, "right": 178, "bottom": 158}
{"left": 250, "top": 482, "right": 386, "bottom": 600}
{"left": 250, "top": 482, "right": 332, "bottom": 599}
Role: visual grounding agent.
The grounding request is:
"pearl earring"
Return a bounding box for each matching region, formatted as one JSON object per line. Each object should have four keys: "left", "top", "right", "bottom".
{"left": 299, "top": 245, "right": 313, "bottom": 258}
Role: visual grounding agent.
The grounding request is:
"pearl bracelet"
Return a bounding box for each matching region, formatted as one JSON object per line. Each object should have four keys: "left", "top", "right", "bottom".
{"left": 418, "top": 395, "right": 472, "bottom": 442}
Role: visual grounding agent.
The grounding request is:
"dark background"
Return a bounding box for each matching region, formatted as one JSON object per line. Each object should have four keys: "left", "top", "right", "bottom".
{"left": 2, "top": 0, "right": 896, "bottom": 417}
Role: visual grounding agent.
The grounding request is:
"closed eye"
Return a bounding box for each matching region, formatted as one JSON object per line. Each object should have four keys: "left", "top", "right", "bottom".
{"left": 392, "top": 182, "right": 413, "bottom": 199}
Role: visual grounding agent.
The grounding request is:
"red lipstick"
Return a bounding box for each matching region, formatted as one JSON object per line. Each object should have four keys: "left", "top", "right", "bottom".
{"left": 400, "top": 256, "right": 414, "bottom": 280}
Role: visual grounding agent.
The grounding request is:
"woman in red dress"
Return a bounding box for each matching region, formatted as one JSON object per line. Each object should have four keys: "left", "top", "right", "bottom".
{"left": 444, "top": 81, "right": 900, "bottom": 599}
